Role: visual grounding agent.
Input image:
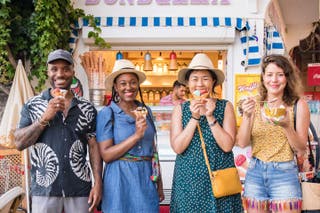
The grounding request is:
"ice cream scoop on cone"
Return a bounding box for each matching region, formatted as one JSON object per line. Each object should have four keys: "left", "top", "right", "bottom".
{"left": 192, "top": 89, "right": 209, "bottom": 101}
{"left": 52, "top": 88, "right": 68, "bottom": 98}
{"left": 133, "top": 106, "right": 148, "bottom": 118}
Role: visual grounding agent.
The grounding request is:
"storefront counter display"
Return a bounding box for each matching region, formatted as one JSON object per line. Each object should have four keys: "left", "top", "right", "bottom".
{"left": 150, "top": 105, "right": 175, "bottom": 205}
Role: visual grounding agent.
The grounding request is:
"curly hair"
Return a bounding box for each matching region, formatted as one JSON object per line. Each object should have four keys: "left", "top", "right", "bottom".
{"left": 259, "top": 54, "right": 303, "bottom": 106}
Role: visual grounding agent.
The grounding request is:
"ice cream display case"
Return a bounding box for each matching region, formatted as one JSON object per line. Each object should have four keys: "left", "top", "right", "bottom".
{"left": 150, "top": 105, "right": 176, "bottom": 205}
{"left": 150, "top": 106, "right": 175, "bottom": 160}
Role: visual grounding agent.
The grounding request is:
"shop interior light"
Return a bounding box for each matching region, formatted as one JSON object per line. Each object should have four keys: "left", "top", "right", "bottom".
{"left": 218, "top": 51, "right": 223, "bottom": 70}
{"left": 141, "top": 79, "right": 152, "bottom": 86}
{"left": 116, "top": 51, "right": 123, "bottom": 60}
{"left": 169, "top": 50, "right": 178, "bottom": 70}
{"left": 156, "top": 52, "right": 163, "bottom": 61}
{"left": 135, "top": 63, "right": 140, "bottom": 71}
{"left": 144, "top": 51, "right": 153, "bottom": 71}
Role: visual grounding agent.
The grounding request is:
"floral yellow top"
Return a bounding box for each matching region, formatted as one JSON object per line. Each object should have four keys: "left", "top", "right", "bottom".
{"left": 251, "top": 104, "right": 294, "bottom": 162}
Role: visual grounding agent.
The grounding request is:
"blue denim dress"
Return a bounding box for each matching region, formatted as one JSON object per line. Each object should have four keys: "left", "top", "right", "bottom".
{"left": 96, "top": 102, "right": 159, "bottom": 213}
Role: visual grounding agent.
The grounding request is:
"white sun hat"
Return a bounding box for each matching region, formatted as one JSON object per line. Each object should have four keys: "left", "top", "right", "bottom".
{"left": 178, "top": 53, "right": 225, "bottom": 86}
{"left": 105, "top": 59, "right": 146, "bottom": 91}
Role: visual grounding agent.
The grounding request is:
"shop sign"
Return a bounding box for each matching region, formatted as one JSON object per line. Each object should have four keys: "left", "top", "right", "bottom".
{"left": 234, "top": 74, "right": 260, "bottom": 126}
{"left": 307, "top": 63, "right": 320, "bottom": 86}
{"left": 85, "top": 0, "right": 230, "bottom": 5}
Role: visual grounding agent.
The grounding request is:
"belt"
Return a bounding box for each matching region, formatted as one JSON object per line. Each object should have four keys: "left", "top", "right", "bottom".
{"left": 119, "top": 153, "right": 152, "bottom": 162}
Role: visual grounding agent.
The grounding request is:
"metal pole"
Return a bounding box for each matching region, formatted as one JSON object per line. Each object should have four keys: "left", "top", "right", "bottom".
{"left": 23, "top": 149, "right": 30, "bottom": 213}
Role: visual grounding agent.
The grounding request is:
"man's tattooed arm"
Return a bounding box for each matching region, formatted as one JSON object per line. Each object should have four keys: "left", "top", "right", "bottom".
{"left": 14, "top": 121, "right": 46, "bottom": 151}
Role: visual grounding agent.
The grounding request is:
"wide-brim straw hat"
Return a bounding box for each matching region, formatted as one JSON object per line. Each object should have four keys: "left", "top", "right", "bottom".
{"left": 105, "top": 59, "right": 146, "bottom": 91}
{"left": 178, "top": 53, "right": 225, "bottom": 86}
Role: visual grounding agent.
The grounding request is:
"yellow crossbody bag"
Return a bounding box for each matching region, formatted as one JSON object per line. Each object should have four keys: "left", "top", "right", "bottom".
{"left": 197, "top": 124, "right": 242, "bottom": 198}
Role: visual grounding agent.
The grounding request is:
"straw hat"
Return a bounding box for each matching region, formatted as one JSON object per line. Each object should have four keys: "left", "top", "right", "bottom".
{"left": 105, "top": 59, "right": 146, "bottom": 91}
{"left": 178, "top": 53, "right": 225, "bottom": 86}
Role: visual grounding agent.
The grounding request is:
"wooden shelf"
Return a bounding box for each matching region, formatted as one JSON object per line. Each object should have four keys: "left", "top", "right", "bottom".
{"left": 144, "top": 72, "right": 178, "bottom": 77}
{"left": 141, "top": 74, "right": 178, "bottom": 88}
{"left": 141, "top": 85, "right": 172, "bottom": 88}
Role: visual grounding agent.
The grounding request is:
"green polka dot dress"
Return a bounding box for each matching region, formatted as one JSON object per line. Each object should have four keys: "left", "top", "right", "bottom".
{"left": 170, "top": 99, "right": 243, "bottom": 213}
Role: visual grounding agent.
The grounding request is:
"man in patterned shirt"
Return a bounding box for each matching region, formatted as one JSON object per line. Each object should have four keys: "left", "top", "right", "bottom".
{"left": 159, "top": 80, "right": 186, "bottom": 106}
{"left": 14, "top": 49, "right": 102, "bottom": 213}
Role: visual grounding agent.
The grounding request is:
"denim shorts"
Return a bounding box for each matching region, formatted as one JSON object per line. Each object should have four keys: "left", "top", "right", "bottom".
{"left": 243, "top": 157, "right": 302, "bottom": 201}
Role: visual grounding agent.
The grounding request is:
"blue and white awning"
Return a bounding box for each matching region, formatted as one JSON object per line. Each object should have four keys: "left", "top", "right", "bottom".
{"left": 79, "top": 16, "right": 249, "bottom": 29}
{"left": 265, "top": 26, "right": 285, "bottom": 55}
{"left": 69, "top": 16, "right": 261, "bottom": 67}
{"left": 240, "top": 31, "right": 261, "bottom": 67}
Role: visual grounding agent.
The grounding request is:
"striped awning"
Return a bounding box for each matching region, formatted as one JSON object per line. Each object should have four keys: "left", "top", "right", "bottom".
{"left": 69, "top": 16, "right": 262, "bottom": 67}
{"left": 240, "top": 31, "right": 261, "bottom": 67}
{"left": 265, "top": 25, "right": 285, "bottom": 55}
{"left": 79, "top": 16, "right": 249, "bottom": 29}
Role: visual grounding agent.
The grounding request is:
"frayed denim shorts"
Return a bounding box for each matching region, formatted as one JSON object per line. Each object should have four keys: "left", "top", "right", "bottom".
{"left": 243, "top": 157, "right": 302, "bottom": 201}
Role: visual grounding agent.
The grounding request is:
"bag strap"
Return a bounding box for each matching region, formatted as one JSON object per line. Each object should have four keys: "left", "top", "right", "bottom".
{"left": 145, "top": 106, "right": 161, "bottom": 182}
{"left": 293, "top": 100, "right": 315, "bottom": 169}
{"left": 197, "top": 124, "right": 213, "bottom": 176}
{"left": 309, "top": 122, "right": 320, "bottom": 170}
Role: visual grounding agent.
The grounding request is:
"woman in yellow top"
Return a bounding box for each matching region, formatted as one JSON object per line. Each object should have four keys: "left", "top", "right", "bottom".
{"left": 236, "top": 54, "right": 310, "bottom": 213}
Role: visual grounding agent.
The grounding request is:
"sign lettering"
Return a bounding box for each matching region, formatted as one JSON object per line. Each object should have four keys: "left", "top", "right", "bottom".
{"left": 85, "top": 0, "right": 230, "bottom": 5}
{"left": 237, "top": 82, "right": 259, "bottom": 92}
{"left": 313, "top": 73, "right": 320, "bottom": 79}
{"left": 307, "top": 63, "right": 320, "bottom": 86}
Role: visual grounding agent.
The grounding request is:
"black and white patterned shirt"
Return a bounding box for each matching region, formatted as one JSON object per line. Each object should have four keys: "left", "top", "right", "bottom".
{"left": 18, "top": 89, "right": 97, "bottom": 197}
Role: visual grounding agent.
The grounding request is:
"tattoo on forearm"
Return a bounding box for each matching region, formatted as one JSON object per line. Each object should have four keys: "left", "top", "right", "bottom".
{"left": 15, "top": 122, "right": 44, "bottom": 150}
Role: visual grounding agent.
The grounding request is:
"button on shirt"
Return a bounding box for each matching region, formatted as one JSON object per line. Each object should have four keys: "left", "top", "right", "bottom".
{"left": 18, "top": 89, "right": 97, "bottom": 197}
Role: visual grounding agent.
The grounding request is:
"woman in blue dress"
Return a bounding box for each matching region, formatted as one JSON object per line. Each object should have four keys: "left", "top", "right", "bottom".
{"left": 96, "top": 59, "right": 164, "bottom": 213}
{"left": 170, "top": 53, "right": 243, "bottom": 212}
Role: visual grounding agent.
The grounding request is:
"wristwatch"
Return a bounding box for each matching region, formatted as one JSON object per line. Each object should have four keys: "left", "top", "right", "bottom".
{"left": 209, "top": 119, "right": 218, "bottom": 127}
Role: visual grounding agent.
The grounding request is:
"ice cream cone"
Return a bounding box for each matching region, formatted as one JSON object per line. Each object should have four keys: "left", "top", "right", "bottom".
{"left": 133, "top": 106, "right": 148, "bottom": 118}
{"left": 52, "top": 88, "right": 68, "bottom": 98}
{"left": 192, "top": 89, "right": 209, "bottom": 101}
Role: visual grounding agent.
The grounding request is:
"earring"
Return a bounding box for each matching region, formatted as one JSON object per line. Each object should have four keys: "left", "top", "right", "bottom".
{"left": 115, "top": 92, "right": 121, "bottom": 103}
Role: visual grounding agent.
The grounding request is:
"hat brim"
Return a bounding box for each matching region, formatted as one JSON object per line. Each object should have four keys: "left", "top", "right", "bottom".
{"left": 105, "top": 68, "right": 146, "bottom": 91}
{"left": 178, "top": 67, "right": 225, "bottom": 86}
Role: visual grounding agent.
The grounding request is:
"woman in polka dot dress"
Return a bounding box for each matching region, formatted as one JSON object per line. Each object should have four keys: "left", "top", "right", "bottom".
{"left": 170, "top": 53, "right": 243, "bottom": 212}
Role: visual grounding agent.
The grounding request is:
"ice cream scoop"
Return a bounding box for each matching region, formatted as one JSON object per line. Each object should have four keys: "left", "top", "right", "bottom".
{"left": 192, "top": 89, "right": 209, "bottom": 100}
{"left": 133, "top": 106, "right": 148, "bottom": 118}
{"left": 52, "top": 88, "right": 68, "bottom": 98}
{"left": 263, "top": 104, "right": 286, "bottom": 121}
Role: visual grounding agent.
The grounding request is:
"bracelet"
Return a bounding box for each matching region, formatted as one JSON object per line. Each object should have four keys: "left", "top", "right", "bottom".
{"left": 209, "top": 119, "right": 218, "bottom": 127}
{"left": 37, "top": 117, "right": 49, "bottom": 127}
{"left": 191, "top": 116, "right": 200, "bottom": 121}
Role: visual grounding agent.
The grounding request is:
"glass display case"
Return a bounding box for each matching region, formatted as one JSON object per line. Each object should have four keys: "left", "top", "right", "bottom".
{"left": 151, "top": 106, "right": 175, "bottom": 160}
{"left": 150, "top": 105, "right": 176, "bottom": 205}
